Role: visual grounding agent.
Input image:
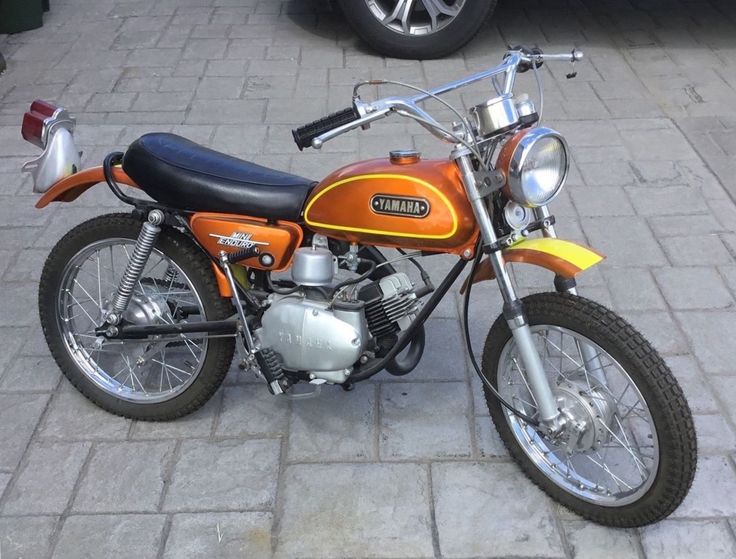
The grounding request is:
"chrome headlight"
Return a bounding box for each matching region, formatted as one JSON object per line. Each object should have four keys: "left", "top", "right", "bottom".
{"left": 498, "top": 127, "right": 569, "bottom": 208}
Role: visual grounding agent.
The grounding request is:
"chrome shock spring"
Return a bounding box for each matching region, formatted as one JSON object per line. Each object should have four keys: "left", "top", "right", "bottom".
{"left": 110, "top": 210, "right": 165, "bottom": 319}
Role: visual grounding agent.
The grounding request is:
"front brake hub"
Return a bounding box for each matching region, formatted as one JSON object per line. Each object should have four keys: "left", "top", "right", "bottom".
{"left": 554, "top": 379, "right": 615, "bottom": 454}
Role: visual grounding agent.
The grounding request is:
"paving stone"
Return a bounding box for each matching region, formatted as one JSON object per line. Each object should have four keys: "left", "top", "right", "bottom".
{"left": 275, "top": 463, "right": 433, "bottom": 558}
{"left": 186, "top": 99, "right": 267, "bottom": 124}
{"left": 666, "top": 355, "right": 720, "bottom": 414}
{"left": 73, "top": 441, "right": 176, "bottom": 513}
{"left": 672, "top": 455, "right": 736, "bottom": 517}
{"left": 380, "top": 381, "right": 472, "bottom": 460}
{"left": 661, "top": 235, "right": 734, "bottom": 267}
{"left": 563, "top": 521, "right": 640, "bottom": 559}
{"left": 433, "top": 462, "right": 564, "bottom": 558}
{"left": 132, "top": 395, "right": 219, "bottom": 440}
{"left": 693, "top": 414, "right": 736, "bottom": 454}
{"left": 2, "top": 441, "right": 90, "bottom": 515}
{"left": 581, "top": 217, "right": 668, "bottom": 267}
{"left": 474, "top": 416, "right": 508, "bottom": 458}
{"left": 606, "top": 267, "right": 667, "bottom": 311}
{"left": 163, "top": 512, "right": 273, "bottom": 559}
{"left": 569, "top": 186, "right": 635, "bottom": 216}
{"left": 654, "top": 267, "right": 734, "bottom": 309}
{"left": 38, "top": 390, "right": 131, "bottom": 441}
{"left": 641, "top": 519, "right": 736, "bottom": 559}
{"left": 164, "top": 439, "right": 280, "bottom": 511}
{"left": 0, "top": 474, "right": 9, "bottom": 497}
{"left": 288, "top": 383, "right": 375, "bottom": 462}
{"left": 53, "top": 514, "right": 166, "bottom": 559}
{"left": 195, "top": 77, "right": 245, "bottom": 99}
{"left": 0, "top": 516, "right": 58, "bottom": 559}
{"left": 0, "top": 393, "right": 49, "bottom": 470}
{"left": 675, "top": 311, "right": 736, "bottom": 374}
{"left": 648, "top": 214, "right": 727, "bottom": 238}
{"left": 216, "top": 385, "right": 289, "bottom": 438}
{"left": 0, "top": 355, "right": 60, "bottom": 392}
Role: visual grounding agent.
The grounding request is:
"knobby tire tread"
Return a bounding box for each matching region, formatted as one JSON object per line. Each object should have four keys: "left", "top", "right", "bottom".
{"left": 39, "top": 214, "right": 235, "bottom": 421}
{"left": 481, "top": 292, "right": 697, "bottom": 527}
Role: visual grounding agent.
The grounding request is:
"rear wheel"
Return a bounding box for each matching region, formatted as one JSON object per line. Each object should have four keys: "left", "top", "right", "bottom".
{"left": 338, "top": 0, "right": 497, "bottom": 59}
{"left": 39, "top": 214, "right": 235, "bottom": 420}
{"left": 481, "top": 292, "right": 696, "bottom": 527}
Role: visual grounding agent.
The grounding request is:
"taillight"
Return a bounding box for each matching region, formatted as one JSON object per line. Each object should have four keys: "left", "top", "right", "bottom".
{"left": 21, "top": 99, "right": 60, "bottom": 148}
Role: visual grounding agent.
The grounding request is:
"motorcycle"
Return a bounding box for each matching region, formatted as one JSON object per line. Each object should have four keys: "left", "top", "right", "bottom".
{"left": 22, "top": 47, "right": 696, "bottom": 527}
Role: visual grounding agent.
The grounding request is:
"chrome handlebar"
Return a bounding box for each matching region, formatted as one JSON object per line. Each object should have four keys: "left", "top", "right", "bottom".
{"left": 310, "top": 49, "right": 583, "bottom": 150}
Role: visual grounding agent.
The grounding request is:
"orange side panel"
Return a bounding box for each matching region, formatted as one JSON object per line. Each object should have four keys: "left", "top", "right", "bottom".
{"left": 189, "top": 213, "right": 303, "bottom": 272}
{"left": 35, "top": 166, "right": 137, "bottom": 209}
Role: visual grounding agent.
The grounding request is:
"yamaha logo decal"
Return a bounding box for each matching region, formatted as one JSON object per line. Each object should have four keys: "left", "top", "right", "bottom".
{"left": 370, "top": 194, "right": 430, "bottom": 219}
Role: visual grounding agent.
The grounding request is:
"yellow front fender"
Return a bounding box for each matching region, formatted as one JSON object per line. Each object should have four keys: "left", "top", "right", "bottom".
{"left": 460, "top": 237, "right": 604, "bottom": 293}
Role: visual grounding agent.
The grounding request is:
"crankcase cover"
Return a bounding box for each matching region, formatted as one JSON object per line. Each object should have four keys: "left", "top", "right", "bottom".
{"left": 258, "top": 298, "right": 363, "bottom": 372}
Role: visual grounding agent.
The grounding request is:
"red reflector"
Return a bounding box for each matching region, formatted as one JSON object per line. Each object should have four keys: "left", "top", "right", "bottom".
{"left": 21, "top": 111, "right": 46, "bottom": 148}
{"left": 30, "top": 99, "right": 58, "bottom": 118}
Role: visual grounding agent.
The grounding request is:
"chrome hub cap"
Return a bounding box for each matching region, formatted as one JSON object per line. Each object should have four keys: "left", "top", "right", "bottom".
{"left": 498, "top": 325, "right": 659, "bottom": 506}
{"left": 554, "top": 379, "right": 616, "bottom": 454}
{"left": 364, "top": 0, "right": 466, "bottom": 36}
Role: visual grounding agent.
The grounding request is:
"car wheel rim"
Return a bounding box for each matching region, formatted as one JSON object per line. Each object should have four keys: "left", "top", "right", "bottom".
{"left": 364, "top": 0, "right": 466, "bottom": 36}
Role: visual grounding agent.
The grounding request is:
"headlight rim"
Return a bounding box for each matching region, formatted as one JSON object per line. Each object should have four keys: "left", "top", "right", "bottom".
{"left": 500, "top": 127, "right": 569, "bottom": 209}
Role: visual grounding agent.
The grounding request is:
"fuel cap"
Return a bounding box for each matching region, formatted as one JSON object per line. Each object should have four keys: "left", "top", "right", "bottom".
{"left": 389, "top": 150, "right": 420, "bottom": 165}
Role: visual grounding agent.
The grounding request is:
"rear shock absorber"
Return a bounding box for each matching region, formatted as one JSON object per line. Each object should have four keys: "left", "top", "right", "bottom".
{"left": 106, "top": 209, "right": 164, "bottom": 325}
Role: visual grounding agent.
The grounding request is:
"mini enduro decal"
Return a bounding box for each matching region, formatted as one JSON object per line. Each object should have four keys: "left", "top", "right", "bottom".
{"left": 370, "top": 194, "right": 430, "bottom": 219}
{"left": 209, "top": 232, "right": 270, "bottom": 249}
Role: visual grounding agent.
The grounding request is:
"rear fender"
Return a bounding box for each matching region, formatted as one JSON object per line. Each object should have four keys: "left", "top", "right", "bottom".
{"left": 460, "top": 237, "right": 604, "bottom": 294}
{"left": 35, "top": 165, "right": 137, "bottom": 208}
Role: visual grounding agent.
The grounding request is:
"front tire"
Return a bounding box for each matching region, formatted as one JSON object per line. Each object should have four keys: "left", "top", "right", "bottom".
{"left": 481, "top": 292, "right": 696, "bottom": 527}
{"left": 39, "top": 214, "right": 235, "bottom": 420}
{"left": 338, "top": 0, "right": 497, "bottom": 59}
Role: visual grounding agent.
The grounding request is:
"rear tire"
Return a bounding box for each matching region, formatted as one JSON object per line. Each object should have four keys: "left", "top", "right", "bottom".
{"left": 39, "top": 214, "right": 235, "bottom": 420}
{"left": 481, "top": 292, "right": 697, "bottom": 527}
{"left": 338, "top": 0, "right": 497, "bottom": 59}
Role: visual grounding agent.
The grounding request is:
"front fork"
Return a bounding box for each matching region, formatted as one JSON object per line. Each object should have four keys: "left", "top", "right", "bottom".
{"left": 456, "top": 153, "right": 562, "bottom": 426}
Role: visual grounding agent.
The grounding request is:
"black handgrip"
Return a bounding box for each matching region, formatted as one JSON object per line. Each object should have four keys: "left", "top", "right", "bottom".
{"left": 292, "top": 106, "right": 360, "bottom": 150}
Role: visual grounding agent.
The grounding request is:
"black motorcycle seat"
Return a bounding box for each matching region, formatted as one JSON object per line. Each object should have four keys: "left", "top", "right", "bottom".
{"left": 122, "top": 133, "right": 316, "bottom": 221}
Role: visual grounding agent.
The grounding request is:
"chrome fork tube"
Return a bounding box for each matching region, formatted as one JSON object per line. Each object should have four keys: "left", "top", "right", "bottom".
{"left": 535, "top": 205, "right": 604, "bottom": 379}
{"left": 456, "top": 153, "right": 559, "bottom": 422}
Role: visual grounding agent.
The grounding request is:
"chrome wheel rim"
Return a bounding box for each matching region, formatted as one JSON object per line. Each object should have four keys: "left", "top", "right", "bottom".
{"left": 497, "top": 325, "right": 659, "bottom": 506}
{"left": 57, "top": 239, "right": 208, "bottom": 404}
{"left": 364, "top": 0, "right": 466, "bottom": 36}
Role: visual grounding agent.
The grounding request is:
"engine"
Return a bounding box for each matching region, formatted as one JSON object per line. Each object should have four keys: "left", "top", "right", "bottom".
{"left": 254, "top": 247, "right": 421, "bottom": 384}
{"left": 358, "top": 273, "right": 420, "bottom": 349}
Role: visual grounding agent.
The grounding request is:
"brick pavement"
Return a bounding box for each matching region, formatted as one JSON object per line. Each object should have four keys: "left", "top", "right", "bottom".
{"left": 1, "top": 0, "right": 736, "bottom": 557}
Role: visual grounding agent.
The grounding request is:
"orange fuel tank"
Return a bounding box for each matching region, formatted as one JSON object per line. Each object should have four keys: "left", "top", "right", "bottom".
{"left": 190, "top": 213, "right": 303, "bottom": 271}
{"left": 303, "top": 156, "right": 479, "bottom": 256}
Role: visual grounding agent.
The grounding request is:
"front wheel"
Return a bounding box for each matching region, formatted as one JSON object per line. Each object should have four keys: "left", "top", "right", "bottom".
{"left": 337, "top": 0, "right": 497, "bottom": 59}
{"left": 39, "top": 214, "right": 235, "bottom": 420}
{"left": 481, "top": 292, "right": 696, "bottom": 527}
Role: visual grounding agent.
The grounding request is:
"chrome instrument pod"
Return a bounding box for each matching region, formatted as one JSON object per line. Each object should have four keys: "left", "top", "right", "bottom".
{"left": 469, "top": 95, "right": 520, "bottom": 139}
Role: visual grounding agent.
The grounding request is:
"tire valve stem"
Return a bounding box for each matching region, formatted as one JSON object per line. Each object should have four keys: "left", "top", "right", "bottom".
{"left": 108, "top": 209, "right": 164, "bottom": 324}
